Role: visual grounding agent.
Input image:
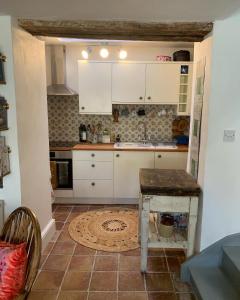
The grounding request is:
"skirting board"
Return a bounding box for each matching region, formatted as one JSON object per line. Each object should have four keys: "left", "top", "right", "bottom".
{"left": 54, "top": 197, "right": 138, "bottom": 205}
{"left": 41, "top": 218, "right": 56, "bottom": 252}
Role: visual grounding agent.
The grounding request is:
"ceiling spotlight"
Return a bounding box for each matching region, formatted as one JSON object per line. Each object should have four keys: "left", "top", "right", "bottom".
{"left": 119, "top": 50, "right": 127, "bottom": 60}
{"left": 81, "top": 50, "right": 89, "bottom": 59}
{"left": 100, "top": 48, "right": 109, "bottom": 58}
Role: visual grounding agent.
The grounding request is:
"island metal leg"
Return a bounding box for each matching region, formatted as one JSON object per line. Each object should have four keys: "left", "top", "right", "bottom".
{"left": 140, "top": 197, "right": 150, "bottom": 272}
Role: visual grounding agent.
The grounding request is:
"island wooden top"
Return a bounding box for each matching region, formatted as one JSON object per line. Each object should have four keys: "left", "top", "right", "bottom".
{"left": 140, "top": 169, "right": 201, "bottom": 196}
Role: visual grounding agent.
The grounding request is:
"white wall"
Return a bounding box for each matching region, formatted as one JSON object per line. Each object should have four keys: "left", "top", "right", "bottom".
{"left": 65, "top": 44, "right": 194, "bottom": 92}
{"left": 0, "top": 16, "right": 22, "bottom": 217}
{"left": 12, "top": 25, "right": 53, "bottom": 231}
{"left": 0, "top": 17, "right": 54, "bottom": 246}
{"left": 198, "top": 14, "right": 240, "bottom": 249}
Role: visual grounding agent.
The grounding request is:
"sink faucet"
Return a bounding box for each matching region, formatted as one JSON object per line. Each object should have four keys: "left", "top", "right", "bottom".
{"left": 138, "top": 121, "right": 148, "bottom": 142}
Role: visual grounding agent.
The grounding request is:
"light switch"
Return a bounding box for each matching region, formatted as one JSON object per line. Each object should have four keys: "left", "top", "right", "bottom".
{"left": 223, "top": 129, "right": 236, "bottom": 142}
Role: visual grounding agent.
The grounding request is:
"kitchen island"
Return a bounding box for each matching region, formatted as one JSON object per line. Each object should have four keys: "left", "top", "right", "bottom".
{"left": 139, "top": 168, "right": 201, "bottom": 272}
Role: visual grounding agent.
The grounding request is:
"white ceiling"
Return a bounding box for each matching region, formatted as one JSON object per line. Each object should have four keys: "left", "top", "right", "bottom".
{"left": 1, "top": 0, "right": 240, "bottom": 22}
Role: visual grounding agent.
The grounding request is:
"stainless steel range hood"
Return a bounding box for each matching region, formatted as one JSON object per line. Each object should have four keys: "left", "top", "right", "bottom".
{"left": 47, "top": 45, "right": 77, "bottom": 96}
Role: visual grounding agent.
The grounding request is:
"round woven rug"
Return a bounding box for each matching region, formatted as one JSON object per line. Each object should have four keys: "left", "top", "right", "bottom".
{"left": 68, "top": 208, "right": 139, "bottom": 252}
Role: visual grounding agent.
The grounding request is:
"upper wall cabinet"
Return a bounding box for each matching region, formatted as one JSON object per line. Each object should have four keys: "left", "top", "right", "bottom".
{"left": 145, "top": 63, "right": 180, "bottom": 104}
{"left": 78, "top": 62, "right": 112, "bottom": 114}
{"left": 112, "top": 63, "right": 146, "bottom": 104}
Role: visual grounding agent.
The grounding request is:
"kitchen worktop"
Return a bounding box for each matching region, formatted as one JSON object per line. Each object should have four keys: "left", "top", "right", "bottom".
{"left": 50, "top": 142, "right": 188, "bottom": 152}
{"left": 140, "top": 169, "right": 201, "bottom": 196}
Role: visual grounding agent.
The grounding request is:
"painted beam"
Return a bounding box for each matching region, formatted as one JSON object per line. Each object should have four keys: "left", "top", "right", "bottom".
{"left": 18, "top": 19, "right": 213, "bottom": 42}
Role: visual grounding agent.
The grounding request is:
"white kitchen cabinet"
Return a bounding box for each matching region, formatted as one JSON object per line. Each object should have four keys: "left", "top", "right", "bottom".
{"left": 78, "top": 62, "right": 112, "bottom": 114}
{"left": 114, "top": 151, "right": 154, "bottom": 198}
{"left": 73, "top": 150, "right": 113, "bottom": 162}
{"left": 73, "top": 180, "right": 113, "bottom": 198}
{"left": 145, "top": 63, "right": 180, "bottom": 104}
{"left": 73, "top": 161, "right": 113, "bottom": 180}
{"left": 112, "top": 63, "right": 146, "bottom": 103}
{"left": 154, "top": 152, "right": 188, "bottom": 170}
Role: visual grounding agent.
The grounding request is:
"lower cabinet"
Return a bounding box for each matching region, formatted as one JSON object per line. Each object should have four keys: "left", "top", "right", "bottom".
{"left": 73, "top": 180, "right": 113, "bottom": 198}
{"left": 72, "top": 150, "right": 188, "bottom": 200}
{"left": 154, "top": 152, "right": 188, "bottom": 169}
{"left": 114, "top": 151, "right": 154, "bottom": 199}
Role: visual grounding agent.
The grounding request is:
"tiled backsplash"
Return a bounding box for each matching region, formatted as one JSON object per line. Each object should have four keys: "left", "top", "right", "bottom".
{"left": 47, "top": 95, "right": 189, "bottom": 142}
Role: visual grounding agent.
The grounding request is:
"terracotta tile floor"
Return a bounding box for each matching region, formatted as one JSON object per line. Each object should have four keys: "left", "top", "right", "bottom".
{"left": 28, "top": 204, "right": 196, "bottom": 300}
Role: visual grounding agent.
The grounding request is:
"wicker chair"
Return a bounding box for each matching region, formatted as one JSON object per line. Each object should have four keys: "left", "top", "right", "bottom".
{"left": 0, "top": 207, "right": 42, "bottom": 299}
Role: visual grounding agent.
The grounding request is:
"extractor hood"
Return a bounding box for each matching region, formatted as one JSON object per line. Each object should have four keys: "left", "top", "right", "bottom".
{"left": 47, "top": 45, "right": 77, "bottom": 96}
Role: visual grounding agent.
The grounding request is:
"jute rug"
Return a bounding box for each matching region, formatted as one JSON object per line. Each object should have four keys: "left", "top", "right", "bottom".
{"left": 68, "top": 208, "right": 139, "bottom": 252}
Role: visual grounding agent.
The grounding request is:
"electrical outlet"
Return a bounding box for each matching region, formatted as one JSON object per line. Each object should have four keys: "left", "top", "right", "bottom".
{"left": 223, "top": 129, "right": 236, "bottom": 142}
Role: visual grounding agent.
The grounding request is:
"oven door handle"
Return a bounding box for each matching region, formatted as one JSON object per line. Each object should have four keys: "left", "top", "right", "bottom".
{"left": 56, "top": 161, "right": 70, "bottom": 164}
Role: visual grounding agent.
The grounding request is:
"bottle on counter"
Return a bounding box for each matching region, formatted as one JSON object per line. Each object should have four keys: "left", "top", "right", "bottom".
{"left": 79, "top": 124, "right": 87, "bottom": 143}
{"left": 116, "top": 134, "right": 121, "bottom": 143}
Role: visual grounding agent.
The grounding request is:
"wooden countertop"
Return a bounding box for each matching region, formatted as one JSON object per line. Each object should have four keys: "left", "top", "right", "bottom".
{"left": 72, "top": 143, "right": 188, "bottom": 152}
{"left": 140, "top": 169, "right": 201, "bottom": 196}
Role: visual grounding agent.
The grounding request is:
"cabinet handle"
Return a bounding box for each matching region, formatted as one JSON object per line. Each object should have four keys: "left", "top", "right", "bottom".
{"left": 91, "top": 164, "right": 95, "bottom": 168}
{"left": 91, "top": 153, "right": 95, "bottom": 157}
{"left": 81, "top": 106, "right": 85, "bottom": 110}
{"left": 158, "top": 154, "right": 162, "bottom": 158}
{"left": 139, "top": 96, "right": 143, "bottom": 100}
{"left": 147, "top": 96, "right": 151, "bottom": 100}
{"left": 91, "top": 182, "right": 95, "bottom": 186}
{"left": 116, "top": 154, "right": 120, "bottom": 157}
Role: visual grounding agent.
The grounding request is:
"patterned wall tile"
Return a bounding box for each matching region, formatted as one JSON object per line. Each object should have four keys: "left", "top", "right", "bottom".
{"left": 47, "top": 95, "right": 189, "bottom": 142}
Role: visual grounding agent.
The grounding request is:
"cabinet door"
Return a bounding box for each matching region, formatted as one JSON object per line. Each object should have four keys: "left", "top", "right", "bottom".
{"left": 146, "top": 63, "right": 180, "bottom": 104}
{"left": 114, "top": 151, "right": 154, "bottom": 198}
{"left": 78, "top": 62, "right": 112, "bottom": 114}
{"left": 154, "top": 152, "right": 188, "bottom": 170}
{"left": 112, "top": 63, "right": 146, "bottom": 103}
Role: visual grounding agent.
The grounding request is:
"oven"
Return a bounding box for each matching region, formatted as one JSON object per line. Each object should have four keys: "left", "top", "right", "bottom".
{"left": 50, "top": 151, "right": 73, "bottom": 189}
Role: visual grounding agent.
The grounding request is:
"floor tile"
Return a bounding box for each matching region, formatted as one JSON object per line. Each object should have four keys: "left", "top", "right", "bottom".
{"left": 90, "top": 271, "right": 117, "bottom": 291}
{"left": 120, "top": 248, "right": 140, "bottom": 256}
{"left": 145, "top": 273, "right": 173, "bottom": 291}
{"left": 176, "top": 293, "right": 196, "bottom": 300}
{"left": 69, "top": 255, "right": 94, "bottom": 271}
{"left": 118, "top": 272, "right": 145, "bottom": 291}
{"left": 56, "top": 221, "right": 65, "bottom": 230}
{"left": 94, "top": 256, "right": 118, "bottom": 271}
{"left": 72, "top": 206, "right": 89, "bottom": 212}
{"left": 96, "top": 250, "right": 119, "bottom": 256}
{"left": 119, "top": 256, "right": 140, "bottom": 271}
{"left": 43, "top": 242, "right": 55, "bottom": 255}
{"left": 53, "top": 212, "right": 69, "bottom": 222}
{"left": 42, "top": 255, "right": 71, "bottom": 271}
{"left": 32, "top": 270, "right": 64, "bottom": 290}
{"left": 39, "top": 255, "right": 47, "bottom": 268}
{"left": 62, "top": 271, "right": 91, "bottom": 290}
{"left": 165, "top": 249, "right": 186, "bottom": 257}
{"left": 51, "top": 231, "right": 61, "bottom": 242}
{"left": 55, "top": 206, "right": 72, "bottom": 213}
{"left": 74, "top": 244, "right": 96, "bottom": 255}
{"left": 118, "top": 291, "right": 148, "bottom": 300}
{"left": 172, "top": 273, "right": 192, "bottom": 293}
{"left": 27, "top": 291, "right": 58, "bottom": 300}
{"left": 88, "top": 292, "right": 118, "bottom": 300}
{"left": 147, "top": 257, "right": 168, "bottom": 272}
{"left": 57, "top": 230, "right": 74, "bottom": 242}
{"left": 148, "top": 292, "right": 177, "bottom": 300}
{"left": 88, "top": 205, "right": 105, "bottom": 211}
{"left": 58, "top": 291, "right": 88, "bottom": 300}
{"left": 51, "top": 241, "right": 75, "bottom": 255}
{"left": 167, "top": 257, "right": 181, "bottom": 273}
{"left": 148, "top": 248, "right": 165, "bottom": 257}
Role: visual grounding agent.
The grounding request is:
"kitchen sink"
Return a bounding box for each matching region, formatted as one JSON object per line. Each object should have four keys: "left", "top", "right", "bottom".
{"left": 114, "top": 142, "right": 154, "bottom": 149}
{"left": 114, "top": 142, "right": 177, "bottom": 149}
